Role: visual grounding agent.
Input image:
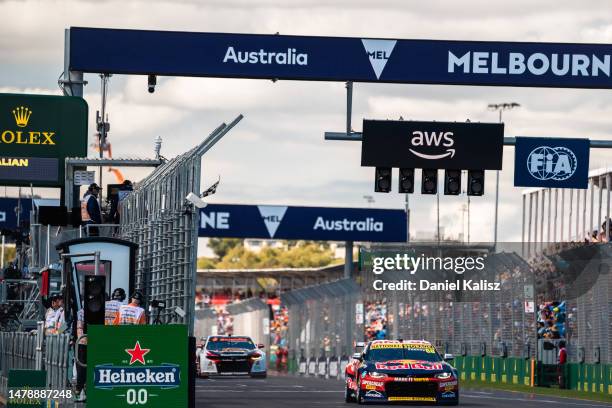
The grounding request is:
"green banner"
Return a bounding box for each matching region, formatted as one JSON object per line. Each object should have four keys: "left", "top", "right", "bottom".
{"left": 6, "top": 369, "right": 46, "bottom": 407}
{"left": 0, "top": 93, "right": 87, "bottom": 187}
{"left": 87, "top": 325, "right": 188, "bottom": 408}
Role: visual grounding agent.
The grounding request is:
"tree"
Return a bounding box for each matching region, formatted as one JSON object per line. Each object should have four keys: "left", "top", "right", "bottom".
{"left": 216, "top": 242, "right": 337, "bottom": 269}
{"left": 207, "top": 238, "right": 243, "bottom": 260}
{"left": 197, "top": 257, "right": 217, "bottom": 269}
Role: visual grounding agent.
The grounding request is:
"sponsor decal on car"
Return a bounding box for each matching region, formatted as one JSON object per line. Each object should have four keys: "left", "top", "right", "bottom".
{"left": 441, "top": 391, "right": 457, "bottom": 398}
{"left": 374, "top": 360, "right": 443, "bottom": 371}
{"left": 388, "top": 396, "right": 437, "bottom": 402}
{"left": 365, "top": 390, "right": 383, "bottom": 398}
{"left": 361, "top": 380, "right": 384, "bottom": 387}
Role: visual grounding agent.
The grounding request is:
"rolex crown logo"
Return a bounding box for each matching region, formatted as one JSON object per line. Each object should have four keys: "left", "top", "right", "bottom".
{"left": 12, "top": 106, "right": 32, "bottom": 128}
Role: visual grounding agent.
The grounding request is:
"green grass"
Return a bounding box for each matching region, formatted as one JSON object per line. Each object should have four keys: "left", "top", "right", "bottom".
{"left": 461, "top": 378, "right": 612, "bottom": 403}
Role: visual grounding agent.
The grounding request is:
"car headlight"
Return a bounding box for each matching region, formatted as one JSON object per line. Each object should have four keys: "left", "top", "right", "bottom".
{"left": 367, "top": 371, "right": 388, "bottom": 379}
{"left": 435, "top": 372, "right": 453, "bottom": 380}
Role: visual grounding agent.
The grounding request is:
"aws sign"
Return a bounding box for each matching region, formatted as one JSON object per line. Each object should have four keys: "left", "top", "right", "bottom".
{"left": 361, "top": 120, "right": 504, "bottom": 170}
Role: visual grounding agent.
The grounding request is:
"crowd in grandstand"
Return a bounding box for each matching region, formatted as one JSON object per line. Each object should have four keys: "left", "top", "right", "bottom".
{"left": 364, "top": 300, "right": 387, "bottom": 340}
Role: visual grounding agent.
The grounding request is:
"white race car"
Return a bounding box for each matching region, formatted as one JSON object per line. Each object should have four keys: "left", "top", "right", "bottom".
{"left": 198, "top": 335, "right": 267, "bottom": 378}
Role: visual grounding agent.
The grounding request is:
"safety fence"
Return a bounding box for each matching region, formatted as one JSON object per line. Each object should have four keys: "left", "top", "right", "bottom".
{"left": 194, "top": 298, "right": 270, "bottom": 347}
{"left": 282, "top": 279, "right": 361, "bottom": 362}
{"left": 0, "top": 326, "right": 70, "bottom": 399}
{"left": 278, "top": 245, "right": 610, "bottom": 366}
{"left": 120, "top": 117, "right": 242, "bottom": 336}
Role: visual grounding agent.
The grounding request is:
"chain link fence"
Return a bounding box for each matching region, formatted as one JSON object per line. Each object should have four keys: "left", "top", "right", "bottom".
{"left": 279, "top": 244, "right": 610, "bottom": 365}
{"left": 119, "top": 116, "right": 242, "bottom": 335}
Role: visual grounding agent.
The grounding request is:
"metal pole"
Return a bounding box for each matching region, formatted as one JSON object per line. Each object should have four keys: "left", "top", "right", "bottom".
{"left": 560, "top": 189, "right": 565, "bottom": 243}
{"left": 1, "top": 235, "right": 4, "bottom": 269}
{"left": 534, "top": 190, "right": 539, "bottom": 253}
{"left": 582, "top": 185, "right": 587, "bottom": 240}
{"left": 437, "top": 189, "right": 441, "bottom": 244}
{"left": 405, "top": 193, "right": 410, "bottom": 242}
{"left": 598, "top": 176, "right": 603, "bottom": 238}
{"left": 607, "top": 174, "right": 611, "bottom": 241}
{"left": 576, "top": 189, "right": 580, "bottom": 241}
{"left": 540, "top": 189, "right": 545, "bottom": 246}
{"left": 493, "top": 109, "right": 503, "bottom": 248}
{"left": 521, "top": 194, "right": 526, "bottom": 256}
{"left": 553, "top": 189, "right": 559, "bottom": 243}
{"left": 527, "top": 193, "right": 533, "bottom": 257}
{"left": 94, "top": 251, "right": 100, "bottom": 276}
{"left": 344, "top": 241, "right": 353, "bottom": 279}
{"left": 568, "top": 189, "right": 573, "bottom": 241}
{"left": 590, "top": 178, "right": 595, "bottom": 240}
{"left": 346, "top": 81, "right": 353, "bottom": 134}
{"left": 547, "top": 188, "right": 552, "bottom": 243}
{"left": 467, "top": 196, "right": 471, "bottom": 244}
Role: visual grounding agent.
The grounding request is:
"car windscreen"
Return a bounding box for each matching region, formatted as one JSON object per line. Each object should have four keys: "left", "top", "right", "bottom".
{"left": 206, "top": 337, "right": 255, "bottom": 351}
{"left": 366, "top": 344, "right": 441, "bottom": 362}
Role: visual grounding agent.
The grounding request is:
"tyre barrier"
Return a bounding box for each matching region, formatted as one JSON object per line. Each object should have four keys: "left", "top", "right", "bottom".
{"left": 328, "top": 357, "right": 338, "bottom": 379}
{"left": 298, "top": 358, "right": 307, "bottom": 376}
{"left": 307, "top": 358, "right": 316, "bottom": 376}
{"left": 317, "top": 357, "right": 327, "bottom": 378}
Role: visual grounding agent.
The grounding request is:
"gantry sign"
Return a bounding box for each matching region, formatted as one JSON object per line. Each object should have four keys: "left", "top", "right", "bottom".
{"left": 68, "top": 27, "right": 612, "bottom": 89}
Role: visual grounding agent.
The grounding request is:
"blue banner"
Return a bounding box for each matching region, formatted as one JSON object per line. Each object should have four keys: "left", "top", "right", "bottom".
{"left": 514, "top": 137, "right": 590, "bottom": 189}
{"left": 198, "top": 204, "right": 407, "bottom": 242}
{"left": 70, "top": 27, "right": 612, "bottom": 89}
{"left": 0, "top": 198, "right": 31, "bottom": 231}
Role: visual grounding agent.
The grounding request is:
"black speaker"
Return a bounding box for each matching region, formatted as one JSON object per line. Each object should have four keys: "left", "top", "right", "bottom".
{"left": 84, "top": 275, "right": 106, "bottom": 326}
{"left": 70, "top": 207, "right": 82, "bottom": 227}
{"left": 38, "top": 206, "right": 68, "bottom": 226}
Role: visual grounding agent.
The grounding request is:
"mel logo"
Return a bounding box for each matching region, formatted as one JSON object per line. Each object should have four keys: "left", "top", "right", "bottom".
{"left": 361, "top": 39, "right": 397, "bottom": 80}
{"left": 257, "top": 205, "right": 288, "bottom": 238}
{"left": 527, "top": 146, "right": 577, "bottom": 181}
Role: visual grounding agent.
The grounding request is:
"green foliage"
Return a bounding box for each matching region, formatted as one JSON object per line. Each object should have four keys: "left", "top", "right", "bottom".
{"left": 207, "top": 238, "right": 243, "bottom": 259}
{"left": 197, "top": 257, "right": 217, "bottom": 269}
{"left": 213, "top": 242, "right": 337, "bottom": 269}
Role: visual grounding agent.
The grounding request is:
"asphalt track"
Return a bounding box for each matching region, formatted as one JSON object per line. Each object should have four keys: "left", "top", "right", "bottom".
{"left": 195, "top": 373, "right": 611, "bottom": 408}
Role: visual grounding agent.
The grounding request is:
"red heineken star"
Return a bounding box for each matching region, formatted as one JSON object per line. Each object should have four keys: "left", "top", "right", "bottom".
{"left": 125, "top": 341, "right": 150, "bottom": 365}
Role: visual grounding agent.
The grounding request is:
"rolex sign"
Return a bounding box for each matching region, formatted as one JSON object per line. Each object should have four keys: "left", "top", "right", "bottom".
{"left": 0, "top": 93, "right": 88, "bottom": 187}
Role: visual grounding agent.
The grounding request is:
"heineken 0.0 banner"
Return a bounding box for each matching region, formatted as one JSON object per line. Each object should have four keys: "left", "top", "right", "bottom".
{"left": 0, "top": 93, "right": 87, "bottom": 187}
{"left": 87, "top": 325, "right": 188, "bottom": 408}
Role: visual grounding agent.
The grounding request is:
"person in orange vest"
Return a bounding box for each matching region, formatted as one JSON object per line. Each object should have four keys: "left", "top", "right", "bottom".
{"left": 81, "top": 183, "right": 102, "bottom": 236}
{"left": 113, "top": 291, "right": 146, "bottom": 325}
{"left": 105, "top": 288, "right": 127, "bottom": 325}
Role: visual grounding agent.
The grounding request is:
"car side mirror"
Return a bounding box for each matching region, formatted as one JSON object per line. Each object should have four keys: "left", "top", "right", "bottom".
{"left": 352, "top": 353, "right": 362, "bottom": 360}
{"left": 443, "top": 353, "right": 454, "bottom": 361}
{"left": 258, "top": 343, "right": 265, "bottom": 349}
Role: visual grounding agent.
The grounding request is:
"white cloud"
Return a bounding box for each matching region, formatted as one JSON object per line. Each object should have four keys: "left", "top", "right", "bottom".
{"left": 1, "top": 0, "right": 612, "bottom": 243}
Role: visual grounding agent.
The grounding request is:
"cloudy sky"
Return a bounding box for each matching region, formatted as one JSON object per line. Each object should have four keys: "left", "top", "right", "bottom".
{"left": 1, "top": 0, "right": 612, "bottom": 251}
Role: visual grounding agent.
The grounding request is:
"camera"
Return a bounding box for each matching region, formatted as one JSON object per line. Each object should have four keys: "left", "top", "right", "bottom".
{"left": 147, "top": 74, "right": 157, "bottom": 93}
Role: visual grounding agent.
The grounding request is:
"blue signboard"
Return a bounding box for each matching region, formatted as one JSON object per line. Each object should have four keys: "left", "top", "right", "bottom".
{"left": 198, "top": 204, "right": 407, "bottom": 242}
{"left": 70, "top": 27, "right": 612, "bottom": 89}
{"left": 0, "top": 198, "right": 31, "bottom": 231}
{"left": 514, "top": 137, "right": 590, "bottom": 189}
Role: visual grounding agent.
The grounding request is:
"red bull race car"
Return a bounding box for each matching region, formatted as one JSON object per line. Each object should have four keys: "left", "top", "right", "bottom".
{"left": 345, "top": 340, "right": 459, "bottom": 405}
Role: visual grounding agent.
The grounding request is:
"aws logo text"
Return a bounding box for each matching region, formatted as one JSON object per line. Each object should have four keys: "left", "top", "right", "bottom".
{"left": 408, "top": 131, "right": 456, "bottom": 160}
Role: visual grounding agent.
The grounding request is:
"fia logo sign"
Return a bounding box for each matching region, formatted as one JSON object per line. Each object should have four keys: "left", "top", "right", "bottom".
{"left": 409, "top": 131, "right": 456, "bottom": 160}
{"left": 361, "top": 39, "right": 397, "bottom": 80}
{"left": 527, "top": 146, "right": 577, "bottom": 181}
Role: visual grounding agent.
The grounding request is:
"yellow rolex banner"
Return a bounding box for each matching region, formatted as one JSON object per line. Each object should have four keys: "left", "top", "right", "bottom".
{"left": 0, "top": 93, "right": 87, "bottom": 187}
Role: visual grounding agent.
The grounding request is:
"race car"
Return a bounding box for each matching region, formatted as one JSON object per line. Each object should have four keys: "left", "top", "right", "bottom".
{"left": 198, "top": 335, "right": 267, "bottom": 378}
{"left": 345, "top": 340, "right": 459, "bottom": 405}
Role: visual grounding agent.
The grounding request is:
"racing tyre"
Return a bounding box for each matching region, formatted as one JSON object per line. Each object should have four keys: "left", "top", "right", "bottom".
{"left": 344, "top": 383, "right": 355, "bottom": 403}
{"left": 355, "top": 381, "right": 367, "bottom": 405}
